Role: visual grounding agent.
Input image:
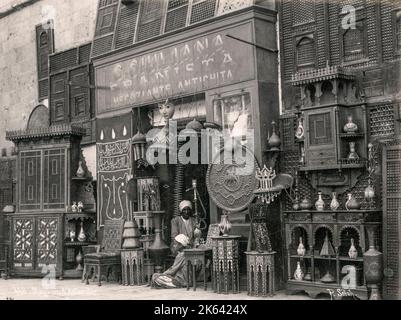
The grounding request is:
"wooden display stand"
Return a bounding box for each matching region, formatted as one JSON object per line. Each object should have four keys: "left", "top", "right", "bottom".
{"left": 211, "top": 235, "right": 241, "bottom": 294}
{"left": 184, "top": 248, "right": 212, "bottom": 291}
{"left": 245, "top": 251, "right": 276, "bottom": 297}
{"left": 120, "top": 248, "right": 145, "bottom": 286}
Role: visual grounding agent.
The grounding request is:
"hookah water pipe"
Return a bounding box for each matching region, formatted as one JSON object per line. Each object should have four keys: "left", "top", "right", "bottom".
{"left": 192, "top": 179, "right": 202, "bottom": 247}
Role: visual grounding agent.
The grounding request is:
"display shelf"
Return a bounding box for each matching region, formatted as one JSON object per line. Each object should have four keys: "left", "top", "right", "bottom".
{"left": 284, "top": 209, "right": 381, "bottom": 214}
{"left": 339, "top": 133, "right": 364, "bottom": 139}
{"left": 64, "top": 241, "right": 97, "bottom": 247}
{"left": 313, "top": 256, "right": 336, "bottom": 260}
{"left": 65, "top": 212, "right": 96, "bottom": 219}
{"left": 71, "top": 176, "right": 92, "bottom": 181}
{"left": 286, "top": 279, "right": 368, "bottom": 299}
{"left": 339, "top": 256, "right": 363, "bottom": 262}
{"left": 290, "top": 255, "right": 312, "bottom": 259}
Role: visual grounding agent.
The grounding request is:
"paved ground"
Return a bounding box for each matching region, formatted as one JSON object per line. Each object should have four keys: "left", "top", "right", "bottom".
{"left": 0, "top": 279, "right": 317, "bottom": 300}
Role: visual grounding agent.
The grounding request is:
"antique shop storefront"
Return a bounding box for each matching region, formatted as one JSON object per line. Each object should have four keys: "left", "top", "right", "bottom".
{"left": 92, "top": 5, "right": 280, "bottom": 288}
{"left": 1, "top": 4, "right": 283, "bottom": 293}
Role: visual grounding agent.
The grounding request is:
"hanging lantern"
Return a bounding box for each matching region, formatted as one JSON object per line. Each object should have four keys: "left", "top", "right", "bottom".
{"left": 132, "top": 130, "right": 147, "bottom": 161}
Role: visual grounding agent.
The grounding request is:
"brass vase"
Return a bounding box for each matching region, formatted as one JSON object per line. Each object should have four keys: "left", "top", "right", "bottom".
{"left": 148, "top": 211, "right": 170, "bottom": 273}
{"left": 363, "top": 225, "right": 383, "bottom": 300}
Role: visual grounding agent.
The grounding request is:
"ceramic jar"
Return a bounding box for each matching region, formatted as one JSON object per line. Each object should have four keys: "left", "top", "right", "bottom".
{"left": 348, "top": 238, "right": 358, "bottom": 259}
{"left": 364, "top": 184, "right": 375, "bottom": 201}
{"left": 347, "top": 142, "right": 359, "bottom": 160}
{"left": 77, "top": 201, "right": 84, "bottom": 212}
{"left": 69, "top": 230, "right": 76, "bottom": 242}
{"left": 76, "top": 250, "right": 83, "bottom": 271}
{"left": 330, "top": 192, "right": 340, "bottom": 211}
{"left": 345, "top": 193, "right": 360, "bottom": 211}
{"left": 297, "top": 237, "right": 306, "bottom": 256}
{"left": 218, "top": 214, "right": 232, "bottom": 236}
{"left": 294, "top": 261, "right": 304, "bottom": 281}
{"left": 300, "top": 197, "right": 312, "bottom": 210}
{"left": 315, "top": 192, "right": 325, "bottom": 211}
{"left": 76, "top": 160, "right": 85, "bottom": 178}
{"left": 78, "top": 221, "right": 86, "bottom": 242}
{"left": 71, "top": 202, "right": 78, "bottom": 213}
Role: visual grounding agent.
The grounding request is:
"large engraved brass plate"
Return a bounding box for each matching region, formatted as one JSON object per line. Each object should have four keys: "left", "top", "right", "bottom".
{"left": 206, "top": 146, "right": 258, "bottom": 212}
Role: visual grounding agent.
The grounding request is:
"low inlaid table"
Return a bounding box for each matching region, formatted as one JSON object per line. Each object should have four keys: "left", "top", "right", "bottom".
{"left": 245, "top": 251, "right": 276, "bottom": 297}
{"left": 183, "top": 248, "right": 212, "bottom": 291}
{"left": 120, "top": 248, "right": 145, "bottom": 286}
{"left": 212, "top": 235, "right": 241, "bottom": 294}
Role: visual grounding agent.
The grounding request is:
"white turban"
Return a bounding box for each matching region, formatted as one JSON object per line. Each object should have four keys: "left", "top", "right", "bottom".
{"left": 179, "top": 200, "right": 192, "bottom": 212}
{"left": 174, "top": 234, "right": 190, "bottom": 247}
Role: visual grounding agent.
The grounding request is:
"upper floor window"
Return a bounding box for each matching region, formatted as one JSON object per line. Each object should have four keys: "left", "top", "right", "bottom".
{"left": 296, "top": 34, "right": 316, "bottom": 71}
{"left": 342, "top": 21, "right": 366, "bottom": 62}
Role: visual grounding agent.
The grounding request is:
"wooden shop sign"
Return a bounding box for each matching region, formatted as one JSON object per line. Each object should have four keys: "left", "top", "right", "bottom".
{"left": 96, "top": 23, "right": 254, "bottom": 114}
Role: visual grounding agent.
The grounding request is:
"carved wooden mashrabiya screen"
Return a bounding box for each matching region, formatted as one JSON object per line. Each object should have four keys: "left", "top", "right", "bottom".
{"left": 37, "top": 217, "right": 58, "bottom": 266}
{"left": 13, "top": 218, "right": 34, "bottom": 268}
{"left": 206, "top": 146, "right": 258, "bottom": 212}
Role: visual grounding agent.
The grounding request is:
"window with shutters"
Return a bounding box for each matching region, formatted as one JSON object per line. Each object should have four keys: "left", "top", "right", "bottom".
{"left": 165, "top": 0, "right": 190, "bottom": 33}
{"left": 190, "top": 0, "right": 216, "bottom": 24}
{"left": 296, "top": 35, "right": 316, "bottom": 71}
{"left": 342, "top": 23, "right": 365, "bottom": 62}
{"left": 35, "top": 22, "right": 54, "bottom": 101}
{"left": 137, "top": 0, "right": 164, "bottom": 42}
{"left": 339, "top": 5, "right": 367, "bottom": 64}
{"left": 309, "top": 112, "right": 332, "bottom": 146}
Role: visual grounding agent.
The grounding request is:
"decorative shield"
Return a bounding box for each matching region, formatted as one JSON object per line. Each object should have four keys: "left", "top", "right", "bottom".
{"left": 206, "top": 145, "right": 259, "bottom": 212}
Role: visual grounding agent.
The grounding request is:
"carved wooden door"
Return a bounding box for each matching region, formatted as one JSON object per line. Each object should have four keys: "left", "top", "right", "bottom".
{"left": 304, "top": 108, "right": 337, "bottom": 168}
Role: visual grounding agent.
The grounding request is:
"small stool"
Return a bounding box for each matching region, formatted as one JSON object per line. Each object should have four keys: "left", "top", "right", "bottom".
{"left": 212, "top": 235, "right": 241, "bottom": 294}
{"left": 120, "top": 248, "right": 145, "bottom": 286}
{"left": 184, "top": 248, "right": 212, "bottom": 291}
{"left": 245, "top": 251, "right": 276, "bottom": 297}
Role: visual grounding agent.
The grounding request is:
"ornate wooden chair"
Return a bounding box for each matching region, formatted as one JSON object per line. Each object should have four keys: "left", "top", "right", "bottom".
{"left": 83, "top": 220, "right": 125, "bottom": 286}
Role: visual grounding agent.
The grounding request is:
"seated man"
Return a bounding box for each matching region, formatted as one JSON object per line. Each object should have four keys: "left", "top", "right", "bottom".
{"left": 170, "top": 200, "right": 197, "bottom": 248}
{"left": 151, "top": 234, "right": 191, "bottom": 289}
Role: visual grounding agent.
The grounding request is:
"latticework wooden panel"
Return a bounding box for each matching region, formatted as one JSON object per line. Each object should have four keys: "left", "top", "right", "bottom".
{"left": 137, "top": 0, "right": 163, "bottom": 42}
{"left": 78, "top": 43, "right": 92, "bottom": 64}
{"left": 297, "top": 37, "right": 315, "bottom": 70}
{"left": 280, "top": 114, "right": 297, "bottom": 151}
{"left": 49, "top": 48, "right": 77, "bottom": 74}
{"left": 369, "top": 104, "right": 395, "bottom": 138}
{"left": 92, "top": 34, "right": 114, "bottom": 57}
{"left": 115, "top": 2, "right": 139, "bottom": 49}
{"left": 165, "top": 5, "right": 189, "bottom": 32}
{"left": 381, "top": 0, "right": 396, "bottom": 62}
{"left": 13, "top": 219, "right": 34, "bottom": 263}
{"left": 292, "top": 0, "right": 315, "bottom": 26}
{"left": 37, "top": 218, "right": 58, "bottom": 265}
{"left": 190, "top": 0, "right": 216, "bottom": 24}
{"left": 383, "top": 143, "right": 401, "bottom": 299}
